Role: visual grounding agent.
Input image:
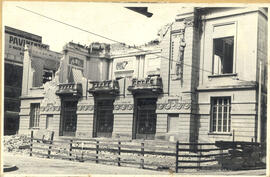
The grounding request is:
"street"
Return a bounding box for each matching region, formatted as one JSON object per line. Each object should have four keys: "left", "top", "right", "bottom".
{"left": 3, "top": 152, "right": 266, "bottom": 176}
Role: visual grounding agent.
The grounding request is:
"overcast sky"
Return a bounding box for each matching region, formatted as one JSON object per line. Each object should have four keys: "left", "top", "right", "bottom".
{"left": 3, "top": 2, "right": 186, "bottom": 52}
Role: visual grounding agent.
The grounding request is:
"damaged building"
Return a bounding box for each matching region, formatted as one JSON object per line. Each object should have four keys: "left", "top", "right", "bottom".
{"left": 4, "top": 26, "right": 62, "bottom": 135}
{"left": 18, "top": 7, "right": 267, "bottom": 143}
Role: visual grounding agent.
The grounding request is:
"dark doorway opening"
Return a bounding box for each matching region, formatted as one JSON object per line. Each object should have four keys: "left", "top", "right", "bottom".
{"left": 61, "top": 101, "right": 78, "bottom": 136}
{"left": 94, "top": 99, "right": 114, "bottom": 138}
{"left": 134, "top": 98, "right": 157, "bottom": 140}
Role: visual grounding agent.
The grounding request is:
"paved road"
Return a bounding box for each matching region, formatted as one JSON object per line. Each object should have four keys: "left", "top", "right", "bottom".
{"left": 3, "top": 153, "right": 266, "bottom": 175}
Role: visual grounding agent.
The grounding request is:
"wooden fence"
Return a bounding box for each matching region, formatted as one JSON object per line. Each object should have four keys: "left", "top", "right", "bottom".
{"left": 31, "top": 131, "right": 261, "bottom": 172}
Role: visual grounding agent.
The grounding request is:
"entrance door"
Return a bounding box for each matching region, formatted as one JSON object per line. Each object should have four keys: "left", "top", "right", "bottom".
{"left": 135, "top": 98, "right": 157, "bottom": 140}
{"left": 62, "top": 101, "right": 78, "bottom": 136}
{"left": 95, "top": 99, "right": 114, "bottom": 138}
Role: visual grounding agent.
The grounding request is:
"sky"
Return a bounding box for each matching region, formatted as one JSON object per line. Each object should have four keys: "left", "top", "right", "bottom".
{"left": 3, "top": 2, "right": 185, "bottom": 52}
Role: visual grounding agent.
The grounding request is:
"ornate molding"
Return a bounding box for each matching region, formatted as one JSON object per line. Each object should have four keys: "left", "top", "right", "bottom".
{"left": 114, "top": 104, "right": 133, "bottom": 111}
{"left": 78, "top": 105, "right": 94, "bottom": 111}
{"left": 41, "top": 105, "right": 60, "bottom": 112}
{"left": 157, "top": 103, "right": 191, "bottom": 110}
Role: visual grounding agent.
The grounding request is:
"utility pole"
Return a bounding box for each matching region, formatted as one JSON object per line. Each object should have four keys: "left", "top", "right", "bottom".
{"left": 257, "top": 61, "right": 262, "bottom": 143}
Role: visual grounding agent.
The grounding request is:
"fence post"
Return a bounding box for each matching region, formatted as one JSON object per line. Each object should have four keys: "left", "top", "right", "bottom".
{"left": 118, "top": 141, "right": 121, "bottom": 166}
{"left": 81, "top": 142, "right": 84, "bottom": 162}
{"left": 219, "top": 147, "right": 223, "bottom": 166}
{"left": 140, "top": 142, "right": 144, "bottom": 169}
{"left": 197, "top": 144, "right": 202, "bottom": 170}
{"left": 175, "top": 141, "right": 179, "bottom": 173}
{"left": 47, "top": 131, "right": 54, "bottom": 158}
{"left": 96, "top": 140, "right": 99, "bottom": 164}
{"left": 30, "top": 130, "right": 33, "bottom": 156}
{"left": 69, "top": 139, "right": 73, "bottom": 161}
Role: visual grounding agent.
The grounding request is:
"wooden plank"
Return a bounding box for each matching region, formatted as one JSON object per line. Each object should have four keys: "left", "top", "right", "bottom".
{"left": 177, "top": 166, "right": 200, "bottom": 169}
{"left": 178, "top": 153, "right": 228, "bottom": 158}
{"left": 198, "top": 148, "right": 224, "bottom": 152}
{"left": 144, "top": 141, "right": 176, "bottom": 146}
{"left": 96, "top": 158, "right": 118, "bottom": 163}
{"left": 178, "top": 148, "right": 223, "bottom": 152}
{"left": 178, "top": 159, "right": 217, "bottom": 163}
{"left": 98, "top": 142, "right": 118, "bottom": 146}
{"left": 120, "top": 144, "right": 141, "bottom": 149}
{"left": 143, "top": 151, "right": 176, "bottom": 156}
{"left": 178, "top": 143, "right": 216, "bottom": 146}
{"left": 49, "top": 154, "right": 71, "bottom": 160}
{"left": 143, "top": 161, "right": 171, "bottom": 167}
{"left": 72, "top": 147, "right": 96, "bottom": 151}
{"left": 83, "top": 157, "right": 97, "bottom": 162}
{"left": 144, "top": 146, "right": 175, "bottom": 152}
{"left": 80, "top": 152, "right": 96, "bottom": 157}
{"left": 32, "top": 151, "right": 48, "bottom": 157}
{"left": 178, "top": 160, "right": 201, "bottom": 163}
{"left": 120, "top": 160, "right": 141, "bottom": 166}
{"left": 52, "top": 140, "right": 70, "bottom": 144}
{"left": 199, "top": 159, "right": 217, "bottom": 163}
{"left": 50, "top": 148, "right": 69, "bottom": 154}
{"left": 32, "top": 146, "right": 49, "bottom": 151}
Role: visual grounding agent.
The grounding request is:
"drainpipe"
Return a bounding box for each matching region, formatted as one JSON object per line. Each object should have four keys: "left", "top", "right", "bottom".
{"left": 168, "top": 25, "right": 172, "bottom": 96}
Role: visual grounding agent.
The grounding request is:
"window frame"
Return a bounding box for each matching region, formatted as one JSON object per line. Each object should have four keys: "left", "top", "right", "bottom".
{"left": 211, "top": 22, "right": 237, "bottom": 76}
{"left": 209, "top": 97, "right": 231, "bottom": 134}
{"left": 29, "top": 103, "right": 40, "bottom": 129}
{"left": 212, "top": 36, "right": 234, "bottom": 75}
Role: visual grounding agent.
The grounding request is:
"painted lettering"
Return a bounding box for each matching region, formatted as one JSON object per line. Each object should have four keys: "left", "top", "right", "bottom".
{"left": 9, "top": 36, "right": 14, "bottom": 43}
{"left": 18, "top": 38, "right": 24, "bottom": 46}
{"left": 13, "top": 37, "right": 18, "bottom": 45}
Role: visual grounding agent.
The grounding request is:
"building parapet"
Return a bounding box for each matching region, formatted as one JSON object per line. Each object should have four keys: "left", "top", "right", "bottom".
{"left": 127, "top": 75, "right": 163, "bottom": 94}
{"left": 88, "top": 80, "right": 120, "bottom": 95}
{"left": 28, "top": 45, "right": 62, "bottom": 61}
{"left": 55, "top": 83, "right": 82, "bottom": 97}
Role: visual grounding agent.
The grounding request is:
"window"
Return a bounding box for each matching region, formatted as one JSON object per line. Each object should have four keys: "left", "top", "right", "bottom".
{"left": 210, "top": 97, "right": 231, "bottom": 133}
{"left": 30, "top": 103, "right": 40, "bottom": 128}
{"left": 136, "top": 55, "right": 145, "bottom": 79}
{"left": 213, "top": 37, "right": 234, "bottom": 75}
{"left": 43, "top": 69, "right": 54, "bottom": 84}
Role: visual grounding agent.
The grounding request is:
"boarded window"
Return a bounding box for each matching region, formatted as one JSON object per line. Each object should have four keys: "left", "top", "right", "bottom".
{"left": 30, "top": 103, "right": 40, "bottom": 128}
{"left": 210, "top": 97, "right": 231, "bottom": 133}
{"left": 168, "top": 114, "right": 179, "bottom": 133}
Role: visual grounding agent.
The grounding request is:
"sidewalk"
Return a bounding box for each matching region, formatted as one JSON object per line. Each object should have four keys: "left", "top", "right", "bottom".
{"left": 3, "top": 152, "right": 266, "bottom": 176}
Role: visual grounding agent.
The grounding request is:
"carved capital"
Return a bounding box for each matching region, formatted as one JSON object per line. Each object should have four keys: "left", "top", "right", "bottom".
{"left": 184, "top": 17, "right": 195, "bottom": 27}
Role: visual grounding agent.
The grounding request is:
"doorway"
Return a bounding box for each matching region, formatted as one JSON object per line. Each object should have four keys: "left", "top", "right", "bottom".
{"left": 94, "top": 99, "right": 114, "bottom": 138}
{"left": 61, "top": 101, "right": 78, "bottom": 136}
{"left": 134, "top": 98, "right": 157, "bottom": 140}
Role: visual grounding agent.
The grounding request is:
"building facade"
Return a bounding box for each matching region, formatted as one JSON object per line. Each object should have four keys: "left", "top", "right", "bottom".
{"left": 4, "top": 26, "right": 60, "bottom": 135}
{"left": 18, "top": 7, "right": 267, "bottom": 143}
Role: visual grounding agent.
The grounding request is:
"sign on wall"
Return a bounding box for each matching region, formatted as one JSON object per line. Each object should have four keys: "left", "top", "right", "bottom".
{"left": 114, "top": 57, "right": 133, "bottom": 71}
{"left": 116, "top": 61, "right": 129, "bottom": 70}
{"left": 69, "top": 56, "right": 84, "bottom": 68}
{"left": 5, "top": 29, "right": 49, "bottom": 60}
